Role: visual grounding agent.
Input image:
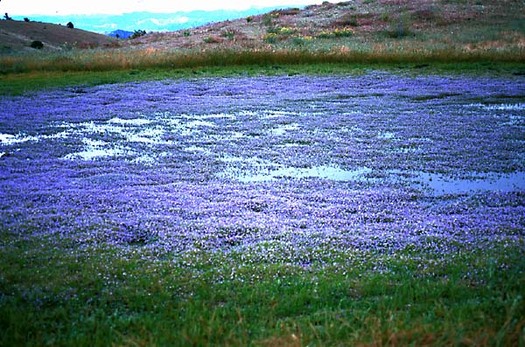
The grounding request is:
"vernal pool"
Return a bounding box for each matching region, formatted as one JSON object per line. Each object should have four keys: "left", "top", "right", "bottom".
{"left": 1, "top": 73, "right": 524, "bottom": 261}
{"left": 217, "top": 163, "right": 373, "bottom": 183}
{"left": 413, "top": 171, "right": 525, "bottom": 195}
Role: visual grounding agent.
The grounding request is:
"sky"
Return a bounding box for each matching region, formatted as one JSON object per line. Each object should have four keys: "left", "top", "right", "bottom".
{"left": 3, "top": 0, "right": 324, "bottom": 16}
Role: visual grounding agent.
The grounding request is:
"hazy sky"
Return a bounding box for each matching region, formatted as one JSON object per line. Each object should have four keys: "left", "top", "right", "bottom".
{"left": 3, "top": 0, "right": 325, "bottom": 15}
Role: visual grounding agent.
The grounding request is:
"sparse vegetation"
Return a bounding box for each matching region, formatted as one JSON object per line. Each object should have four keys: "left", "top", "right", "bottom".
{"left": 334, "top": 13, "right": 360, "bottom": 27}
{"left": 203, "top": 35, "right": 222, "bottom": 44}
{"left": 262, "top": 12, "right": 275, "bottom": 28}
{"left": 274, "top": 8, "right": 301, "bottom": 16}
{"left": 221, "top": 29, "right": 236, "bottom": 40}
{"left": 263, "top": 33, "right": 279, "bottom": 44}
{"left": 317, "top": 27, "right": 354, "bottom": 39}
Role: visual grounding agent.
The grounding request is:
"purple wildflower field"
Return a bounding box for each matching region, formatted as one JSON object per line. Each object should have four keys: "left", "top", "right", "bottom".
{"left": 1, "top": 72, "right": 524, "bottom": 265}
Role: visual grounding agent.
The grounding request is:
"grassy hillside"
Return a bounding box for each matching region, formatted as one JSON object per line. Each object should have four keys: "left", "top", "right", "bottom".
{"left": 129, "top": 0, "right": 524, "bottom": 55}
{"left": 0, "top": 19, "right": 118, "bottom": 53}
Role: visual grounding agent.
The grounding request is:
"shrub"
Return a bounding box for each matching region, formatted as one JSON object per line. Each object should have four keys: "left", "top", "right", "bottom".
{"left": 263, "top": 33, "right": 279, "bottom": 44}
{"left": 317, "top": 28, "right": 354, "bottom": 39}
{"left": 413, "top": 8, "right": 439, "bottom": 22}
{"left": 221, "top": 30, "right": 235, "bottom": 40}
{"left": 266, "top": 25, "right": 280, "bottom": 35}
{"left": 24, "top": 18, "right": 30, "bottom": 22}
{"left": 322, "top": 1, "right": 335, "bottom": 9}
{"left": 203, "top": 36, "right": 222, "bottom": 44}
{"left": 275, "top": 8, "right": 301, "bottom": 16}
{"left": 30, "top": 40, "right": 44, "bottom": 49}
{"left": 292, "top": 37, "right": 307, "bottom": 46}
{"left": 131, "top": 30, "right": 147, "bottom": 39}
{"left": 386, "top": 22, "right": 413, "bottom": 38}
{"left": 262, "top": 14, "right": 273, "bottom": 27}
{"left": 335, "top": 13, "right": 359, "bottom": 27}
{"left": 66, "top": 22, "right": 74, "bottom": 29}
{"left": 385, "top": 13, "right": 413, "bottom": 39}
{"left": 278, "top": 27, "right": 296, "bottom": 36}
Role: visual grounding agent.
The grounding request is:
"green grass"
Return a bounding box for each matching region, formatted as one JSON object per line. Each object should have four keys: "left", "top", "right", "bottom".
{"left": 1, "top": 53, "right": 524, "bottom": 96}
{"left": 3, "top": 47, "right": 525, "bottom": 74}
{"left": 1, "top": 233, "right": 523, "bottom": 346}
{"left": 0, "top": 43, "right": 523, "bottom": 95}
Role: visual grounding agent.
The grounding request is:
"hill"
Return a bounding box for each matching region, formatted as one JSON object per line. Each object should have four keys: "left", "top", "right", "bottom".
{"left": 0, "top": 19, "right": 118, "bottom": 53}
{"left": 126, "top": 0, "right": 524, "bottom": 56}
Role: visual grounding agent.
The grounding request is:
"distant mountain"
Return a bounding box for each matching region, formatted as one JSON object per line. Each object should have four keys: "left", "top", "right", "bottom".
{"left": 10, "top": 7, "right": 293, "bottom": 34}
{"left": 108, "top": 30, "right": 133, "bottom": 39}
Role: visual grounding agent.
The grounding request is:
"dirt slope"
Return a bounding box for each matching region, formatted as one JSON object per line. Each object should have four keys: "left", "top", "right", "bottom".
{"left": 0, "top": 19, "right": 118, "bottom": 53}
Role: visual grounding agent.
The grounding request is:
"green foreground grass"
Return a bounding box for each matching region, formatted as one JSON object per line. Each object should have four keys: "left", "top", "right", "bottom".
{"left": 1, "top": 233, "right": 523, "bottom": 346}
{"left": 1, "top": 61, "right": 524, "bottom": 97}
{"left": 1, "top": 48, "right": 524, "bottom": 96}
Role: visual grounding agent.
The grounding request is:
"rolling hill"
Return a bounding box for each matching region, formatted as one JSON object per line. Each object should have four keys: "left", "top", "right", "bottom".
{"left": 0, "top": 19, "right": 118, "bottom": 53}
{"left": 125, "top": 0, "right": 524, "bottom": 55}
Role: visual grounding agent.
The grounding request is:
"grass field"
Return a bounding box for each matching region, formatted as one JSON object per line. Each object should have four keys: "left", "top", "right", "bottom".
{"left": 1, "top": 55, "right": 524, "bottom": 96}
{"left": 1, "top": 235, "right": 523, "bottom": 346}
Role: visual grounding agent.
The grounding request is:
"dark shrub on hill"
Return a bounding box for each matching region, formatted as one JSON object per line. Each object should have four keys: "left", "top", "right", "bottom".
{"left": 131, "top": 30, "right": 146, "bottom": 39}
{"left": 66, "top": 22, "right": 74, "bottom": 29}
{"left": 334, "top": 13, "right": 359, "bottom": 27}
{"left": 386, "top": 22, "right": 413, "bottom": 38}
{"left": 30, "top": 40, "right": 44, "bottom": 49}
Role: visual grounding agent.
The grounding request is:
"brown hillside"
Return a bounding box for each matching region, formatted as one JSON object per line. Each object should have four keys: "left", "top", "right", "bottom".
{"left": 0, "top": 19, "right": 118, "bottom": 53}
{"left": 126, "top": 0, "right": 524, "bottom": 55}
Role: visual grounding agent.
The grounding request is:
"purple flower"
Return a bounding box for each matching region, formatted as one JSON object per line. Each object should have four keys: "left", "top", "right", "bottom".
{"left": 1, "top": 72, "right": 524, "bottom": 265}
